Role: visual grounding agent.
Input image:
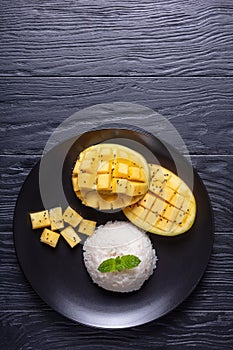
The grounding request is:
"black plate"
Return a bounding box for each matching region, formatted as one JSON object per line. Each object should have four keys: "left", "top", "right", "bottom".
{"left": 13, "top": 125, "right": 214, "bottom": 328}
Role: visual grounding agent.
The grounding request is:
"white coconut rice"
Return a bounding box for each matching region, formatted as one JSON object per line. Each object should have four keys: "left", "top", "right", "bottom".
{"left": 83, "top": 221, "right": 158, "bottom": 293}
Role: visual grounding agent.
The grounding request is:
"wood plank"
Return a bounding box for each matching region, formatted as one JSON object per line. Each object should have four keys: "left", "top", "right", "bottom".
{"left": 0, "top": 77, "right": 233, "bottom": 155}
{"left": 191, "top": 156, "right": 233, "bottom": 232}
{"left": 0, "top": 155, "right": 232, "bottom": 232}
{"left": 0, "top": 309, "right": 233, "bottom": 349}
{"left": 0, "top": 231, "right": 232, "bottom": 312}
{"left": 0, "top": 0, "right": 232, "bottom": 76}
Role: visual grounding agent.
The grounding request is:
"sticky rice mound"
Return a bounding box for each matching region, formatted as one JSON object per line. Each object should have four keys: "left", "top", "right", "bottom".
{"left": 83, "top": 221, "right": 157, "bottom": 293}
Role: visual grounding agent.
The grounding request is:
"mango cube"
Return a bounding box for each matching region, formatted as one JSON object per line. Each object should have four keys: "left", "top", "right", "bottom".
{"left": 140, "top": 193, "right": 156, "bottom": 210}
{"left": 97, "top": 173, "right": 111, "bottom": 191}
{"left": 78, "top": 219, "right": 96, "bottom": 236}
{"left": 128, "top": 166, "right": 141, "bottom": 181}
{"left": 99, "top": 147, "right": 112, "bottom": 161}
{"left": 63, "top": 206, "right": 83, "bottom": 228}
{"left": 131, "top": 205, "right": 148, "bottom": 220}
{"left": 114, "top": 163, "right": 128, "bottom": 178}
{"left": 112, "top": 178, "right": 128, "bottom": 193}
{"left": 97, "top": 161, "right": 111, "bottom": 174}
{"left": 30, "top": 210, "right": 51, "bottom": 230}
{"left": 78, "top": 173, "right": 96, "bottom": 189}
{"left": 85, "top": 149, "right": 97, "bottom": 160}
{"left": 60, "top": 226, "right": 81, "bottom": 248}
{"left": 126, "top": 182, "right": 148, "bottom": 196}
{"left": 49, "top": 207, "right": 64, "bottom": 231}
{"left": 40, "top": 228, "right": 60, "bottom": 248}
{"left": 145, "top": 210, "right": 159, "bottom": 226}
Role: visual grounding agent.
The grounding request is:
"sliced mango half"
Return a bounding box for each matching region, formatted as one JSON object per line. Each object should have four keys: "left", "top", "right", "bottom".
{"left": 123, "top": 164, "right": 196, "bottom": 236}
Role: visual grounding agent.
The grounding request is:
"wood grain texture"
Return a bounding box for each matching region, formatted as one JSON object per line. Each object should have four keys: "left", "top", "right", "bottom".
{"left": 0, "top": 311, "right": 233, "bottom": 350}
{"left": 1, "top": 155, "right": 232, "bottom": 232}
{"left": 191, "top": 155, "right": 233, "bottom": 232}
{"left": 1, "top": 0, "right": 232, "bottom": 347}
{"left": 0, "top": 0, "right": 233, "bottom": 77}
{"left": 0, "top": 232, "right": 232, "bottom": 313}
{"left": 1, "top": 77, "right": 233, "bottom": 155}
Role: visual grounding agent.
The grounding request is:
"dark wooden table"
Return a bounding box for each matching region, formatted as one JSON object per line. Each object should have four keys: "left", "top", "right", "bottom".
{"left": 1, "top": 1, "right": 233, "bottom": 349}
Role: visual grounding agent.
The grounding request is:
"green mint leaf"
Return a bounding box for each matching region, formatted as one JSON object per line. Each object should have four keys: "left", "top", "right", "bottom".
{"left": 121, "top": 255, "right": 141, "bottom": 269}
{"left": 115, "top": 256, "right": 123, "bottom": 272}
{"left": 115, "top": 256, "right": 121, "bottom": 264}
{"left": 116, "top": 264, "right": 123, "bottom": 272}
{"left": 98, "top": 255, "right": 141, "bottom": 273}
{"left": 98, "top": 258, "right": 116, "bottom": 273}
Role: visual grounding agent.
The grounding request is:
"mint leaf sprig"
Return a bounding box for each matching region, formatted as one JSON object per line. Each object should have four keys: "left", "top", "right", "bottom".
{"left": 98, "top": 255, "right": 141, "bottom": 273}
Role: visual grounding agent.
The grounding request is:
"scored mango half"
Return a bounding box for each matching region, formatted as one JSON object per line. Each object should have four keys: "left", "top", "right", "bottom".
{"left": 72, "top": 144, "right": 150, "bottom": 210}
{"left": 123, "top": 164, "right": 196, "bottom": 236}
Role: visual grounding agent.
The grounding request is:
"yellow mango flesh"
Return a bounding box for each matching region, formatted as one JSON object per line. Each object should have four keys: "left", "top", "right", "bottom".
{"left": 123, "top": 164, "right": 196, "bottom": 236}
{"left": 72, "top": 144, "right": 150, "bottom": 210}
